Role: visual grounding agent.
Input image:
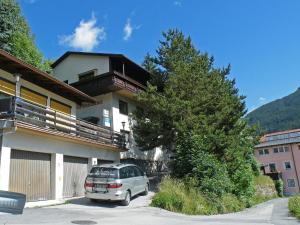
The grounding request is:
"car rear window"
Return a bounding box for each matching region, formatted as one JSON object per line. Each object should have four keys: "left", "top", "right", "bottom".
{"left": 89, "top": 167, "right": 118, "bottom": 179}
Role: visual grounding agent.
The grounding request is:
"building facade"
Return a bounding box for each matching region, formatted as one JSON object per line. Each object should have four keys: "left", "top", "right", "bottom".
{"left": 255, "top": 129, "right": 300, "bottom": 195}
{"left": 0, "top": 50, "right": 124, "bottom": 202}
{"left": 52, "top": 52, "right": 168, "bottom": 174}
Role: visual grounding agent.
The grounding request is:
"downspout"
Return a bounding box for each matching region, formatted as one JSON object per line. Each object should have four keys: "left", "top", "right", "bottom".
{"left": 290, "top": 144, "right": 300, "bottom": 192}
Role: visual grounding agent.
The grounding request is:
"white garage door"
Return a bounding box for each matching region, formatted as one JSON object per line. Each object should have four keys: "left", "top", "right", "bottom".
{"left": 63, "top": 155, "right": 88, "bottom": 198}
{"left": 9, "top": 150, "right": 51, "bottom": 202}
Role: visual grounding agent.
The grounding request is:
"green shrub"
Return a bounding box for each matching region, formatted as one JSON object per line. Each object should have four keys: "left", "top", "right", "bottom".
{"left": 219, "top": 194, "right": 245, "bottom": 213}
{"left": 274, "top": 179, "right": 284, "bottom": 197}
{"left": 151, "top": 176, "right": 277, "bottom": 215}
{"left": 288, "top": 196, "right": 300, "bottom": 219}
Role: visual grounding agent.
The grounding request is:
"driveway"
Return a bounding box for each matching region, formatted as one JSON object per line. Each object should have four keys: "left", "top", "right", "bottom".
{"left": 0, "top": 193, "right": 298, "bottom": 225}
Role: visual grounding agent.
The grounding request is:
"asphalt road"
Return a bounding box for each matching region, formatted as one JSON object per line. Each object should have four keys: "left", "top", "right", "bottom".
{"left": 0, "top": 193, "right": 298, "bottom": 225}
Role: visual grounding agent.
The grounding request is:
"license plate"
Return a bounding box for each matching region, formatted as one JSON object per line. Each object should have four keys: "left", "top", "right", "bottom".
{"left": 94, "top": 184, "right": 106, "bottom": 189}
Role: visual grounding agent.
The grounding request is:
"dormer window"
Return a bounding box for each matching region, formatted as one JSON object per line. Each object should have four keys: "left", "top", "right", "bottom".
{"left": 78, "top": 69, "right": 97, "bottom": 81}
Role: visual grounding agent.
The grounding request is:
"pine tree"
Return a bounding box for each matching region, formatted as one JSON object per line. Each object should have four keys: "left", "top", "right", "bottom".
{"left": 0, "top": 0, "right": 51, "bottom": 72}
{"left": 133, "top": 29, "right": 259, "bottom": 200}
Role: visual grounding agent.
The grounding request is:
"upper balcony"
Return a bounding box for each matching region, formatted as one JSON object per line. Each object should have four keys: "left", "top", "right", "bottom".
{"left": 0, "top": 97, "right": 126, "bottom": 151}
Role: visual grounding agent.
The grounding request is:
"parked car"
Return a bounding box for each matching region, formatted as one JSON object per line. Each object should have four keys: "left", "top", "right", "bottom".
{"left": 84, "top": 163, "right": 149, "bottom": 206}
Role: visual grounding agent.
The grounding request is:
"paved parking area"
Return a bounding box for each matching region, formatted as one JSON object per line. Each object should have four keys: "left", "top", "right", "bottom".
{"left": 0, "top": 195, "right": 298, "bottom": 225}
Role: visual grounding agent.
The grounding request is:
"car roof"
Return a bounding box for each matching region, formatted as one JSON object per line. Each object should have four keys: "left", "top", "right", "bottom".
{"left": 92, "top": 163, "right": 137, "bottom": 169}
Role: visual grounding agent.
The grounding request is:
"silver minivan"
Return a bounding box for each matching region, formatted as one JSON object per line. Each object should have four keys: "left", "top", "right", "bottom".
{"left": 84, "top": 163, "right": 149, "bottom": 206}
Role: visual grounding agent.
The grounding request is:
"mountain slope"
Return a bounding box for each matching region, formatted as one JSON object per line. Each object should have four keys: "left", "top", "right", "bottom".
{"left": 246, "top": 88, "right": 300, "bottom": 133}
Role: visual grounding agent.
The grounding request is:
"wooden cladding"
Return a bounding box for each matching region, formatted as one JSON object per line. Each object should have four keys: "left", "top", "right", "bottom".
{"left": 0, "top": 78, "right": 16, "bottom": 96}
{"left": 50, "top": 99, "right": 71, "bottom": 115}
{"left": 20, "top": 87, "right": 47, "bottom": 106}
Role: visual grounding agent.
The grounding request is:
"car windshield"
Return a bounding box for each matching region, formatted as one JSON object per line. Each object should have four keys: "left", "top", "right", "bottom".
{"left": 89, "top": 167, "right": 118, "bottom": 179}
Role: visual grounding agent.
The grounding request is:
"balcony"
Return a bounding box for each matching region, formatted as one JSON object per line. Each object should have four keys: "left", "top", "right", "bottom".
{"left": 71, "top": 71, "right": 147, "bottom": 97}
{"left": 0, "top": 97, "right": 126, "bottom": 150}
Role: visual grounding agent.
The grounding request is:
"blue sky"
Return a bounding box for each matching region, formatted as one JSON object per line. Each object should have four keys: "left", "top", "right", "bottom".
{"left": 18, "top": 0, "right": 300, "bottom": 112}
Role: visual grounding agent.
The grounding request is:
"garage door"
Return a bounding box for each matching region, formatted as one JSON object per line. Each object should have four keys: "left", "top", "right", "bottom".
{"left": 9, "top": 150, "right": 51, "bottom": 202}
{"left": 63, "top": 156, "right": 88, "bottom": 198}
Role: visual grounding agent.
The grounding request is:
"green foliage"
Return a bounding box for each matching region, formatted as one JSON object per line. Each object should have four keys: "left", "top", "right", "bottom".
{"left": 133, "top": 29, "right": 259, "bottom": 200}
{"left": 0, "top": 0, "right": 51, "bottom": 71}
{"left": 246, "top": 88, "right": 300, "bottom": 133}
{"left": 274, "top": 179, "right": 284, "bottom": 197}
{"left": 152, "top": 177, "right": 277, "bottom": 215}
{"left": 289, "top": 196, "right": 300, "bottom": 219}
{"left": 151, "top": 177, "right": 218, "bottom": 215}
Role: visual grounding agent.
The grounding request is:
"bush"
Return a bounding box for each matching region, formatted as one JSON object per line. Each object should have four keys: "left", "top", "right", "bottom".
{"left": 151, "top": 176, "right": 277, "bottom": 215}
{"left": 288, "top": 196, "right": 300, "bottom": 219}
{"left": 274, "top": 179, "right": 284, "bottom": 197}
{"left": 219, "top": 194, "right": 245, "bottom": 213}
{"left": 151, "top": 177, "right": 214, "bottom": 215}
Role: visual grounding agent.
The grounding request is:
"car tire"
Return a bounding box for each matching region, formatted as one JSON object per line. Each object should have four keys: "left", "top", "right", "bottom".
{"left": 89, "top": 198, "right": 98, "bottom": 203}
{"left": 142, "top": 184, "right": 149, "bottom": 196}
{"left": 121, "top": 191, "right": 131, "bottom": 206}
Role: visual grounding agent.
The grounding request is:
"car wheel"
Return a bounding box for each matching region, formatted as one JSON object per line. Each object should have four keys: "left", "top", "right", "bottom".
{"left": 90, "top": 198, "right": 98, "bottom": 203}
{"left": 121, "top": 191, "right": 131, "bottom": 206}
{"left": 142, "top": 184, "right": 149, "bottom": 196}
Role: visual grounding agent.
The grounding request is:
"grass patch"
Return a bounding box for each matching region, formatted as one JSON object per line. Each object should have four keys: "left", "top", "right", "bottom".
{"left": 151, "top": 176, "right": 277, "bottom": 215}
{"left": 288, "top": 196, "right": 300, "bottom": 219}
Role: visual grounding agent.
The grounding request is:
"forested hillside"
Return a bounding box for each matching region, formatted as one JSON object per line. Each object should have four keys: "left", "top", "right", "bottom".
{"left": 246, "top": 88, "right": 300, "bottom": 133}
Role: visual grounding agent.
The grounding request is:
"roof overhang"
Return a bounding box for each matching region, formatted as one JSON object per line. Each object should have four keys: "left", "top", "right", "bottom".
{"left": 0, "top": 50, "right": 96, "bottom": 104}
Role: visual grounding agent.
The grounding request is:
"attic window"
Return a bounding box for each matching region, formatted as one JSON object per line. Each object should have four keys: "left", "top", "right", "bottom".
{"left": 78, "top": 69, "right": 97, "bottom": 81}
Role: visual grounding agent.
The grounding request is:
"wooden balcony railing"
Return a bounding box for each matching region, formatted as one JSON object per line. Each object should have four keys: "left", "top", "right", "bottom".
{"left": 0, "top": 97, "right": 125, "bottom": 149}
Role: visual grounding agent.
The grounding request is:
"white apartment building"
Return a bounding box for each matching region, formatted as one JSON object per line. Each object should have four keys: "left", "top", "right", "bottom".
{"left": 52, "top": 52, "right": 168, "bottom": 174}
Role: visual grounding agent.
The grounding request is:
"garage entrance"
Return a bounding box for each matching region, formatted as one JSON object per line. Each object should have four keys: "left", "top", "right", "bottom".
{"left": 63, "top": 155, "right": 88, "bottom": 198}
{"left": 9, "top": 149, "right": 52, "bottom": 201}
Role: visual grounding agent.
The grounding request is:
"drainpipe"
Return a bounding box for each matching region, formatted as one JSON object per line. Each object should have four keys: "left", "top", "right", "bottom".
{"left": 290, "top": 144, "right": 300, "bottom": 192}
{"left": 122, "top": 62, "right": 125, "bottom": 76}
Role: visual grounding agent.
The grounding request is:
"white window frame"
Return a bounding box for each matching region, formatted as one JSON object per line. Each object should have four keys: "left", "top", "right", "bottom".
{"left": 287, "top": 178, "right": 296, "bottom": 188}
{"left": 268, "top": 162, "right": 277, "bottom": 173}
{"left": 284, "top": 161, "right": 292, "bottom": 170}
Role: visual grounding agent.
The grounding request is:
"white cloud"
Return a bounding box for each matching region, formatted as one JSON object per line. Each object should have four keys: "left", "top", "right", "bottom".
{"left": 59, "top": 14, "right": 106, "bottom": 51}
{"left": 123, "top": 19, "right": 133, "bottom": 41}
{"left": 123, "top": 18, "right": 141, "bottom": 41}
{"left": 259, "top": 97, "right": 267, "bottom": 103}
{"left": 174, "top": 1, "right": 182, "bottom": 6}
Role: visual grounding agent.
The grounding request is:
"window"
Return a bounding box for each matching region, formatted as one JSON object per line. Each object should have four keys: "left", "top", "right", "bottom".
{"left": 284, "top": 161, "right": 292, "bottom": 170}
{"left": 279, "top": 146, "right": 284, "bottom": 153}
{"left": 78, "top": 70, "right": 96, "bottom": 81}
{"left": 133, "top": 167, "right": 142, "bottom": 177}
{"left": 0, "top": 78, "right": 15, "bottom": 96}
{"left": 259, "top": 149, "right": 269, "bottom": 155}
{"left": 119, "top": 100, "right": 128, "bottom": 115}
{"left": 298, "top": 145, "right": 300, "bottom": 150}
{"left": 89, "top": 167, "right": 118, "bottom": 179}
{"left": 269, "top": 163, "right": 277, "bottom": 172}
{"left": 50, "top": 99, "right": 71, "bottom": 115}
{"left": 284, "top": 146, "right": 289, "bottom": 152}
{"left": 20, "top": 87, "right": 47, "bottom": 106}
{"left": 273, "top": 148, "right": 279, "bottom": 153}
{"left": 287, "top": 179, "right": 296, "bottom": 187}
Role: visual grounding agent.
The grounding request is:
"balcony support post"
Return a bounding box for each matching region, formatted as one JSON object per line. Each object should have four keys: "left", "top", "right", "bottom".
{"left": 14, "top": 73, "right": 21, "bottom": 98}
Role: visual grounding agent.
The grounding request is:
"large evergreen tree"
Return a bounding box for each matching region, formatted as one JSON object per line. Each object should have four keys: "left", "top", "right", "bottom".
{"left": 0, "top": 0, "right": 51, "bottom": 71}
{"left": 133, "top": 29, "right": 259, "bottom": 201}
